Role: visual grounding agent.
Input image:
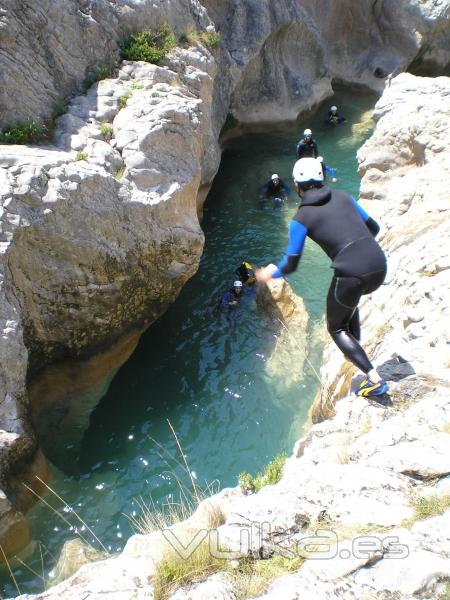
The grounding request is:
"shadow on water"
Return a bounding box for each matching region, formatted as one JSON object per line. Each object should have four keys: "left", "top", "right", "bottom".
{"left": 2, "top": 88, "right": 378, "bottom": 597}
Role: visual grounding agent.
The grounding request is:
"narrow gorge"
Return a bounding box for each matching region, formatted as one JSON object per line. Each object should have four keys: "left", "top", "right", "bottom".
{"left": 1, "top": 1, "right": 450, "bottom": 598}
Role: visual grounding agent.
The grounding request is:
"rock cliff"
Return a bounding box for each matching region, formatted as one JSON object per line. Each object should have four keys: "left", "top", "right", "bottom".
{"left": 1, "top": 0, "right": 450, "bottom": 578}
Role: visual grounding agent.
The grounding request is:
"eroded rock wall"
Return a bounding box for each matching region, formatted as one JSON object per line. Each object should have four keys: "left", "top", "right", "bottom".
{"left": 313, "top": 72, "right": 450, "bottom": 421}
{"left": 0, "top": 44, "right": 216, "bottom": 553}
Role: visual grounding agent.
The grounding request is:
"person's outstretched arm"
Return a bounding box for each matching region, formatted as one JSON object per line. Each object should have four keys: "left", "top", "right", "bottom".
{"left": 351, "top": 197, "right": 380, "bottom": 237}
{"left": 257, "top": 219, "right": 308, "bottom": 283}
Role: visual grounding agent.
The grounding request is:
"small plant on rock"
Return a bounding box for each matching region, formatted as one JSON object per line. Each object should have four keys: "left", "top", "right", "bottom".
{"left": 239, "top": 453, "right": 287, "bottom": 494}
{"left": 119, "top": 90, "right": 132, "bottom": 109}
{"left": 100, "top": 123, "right": 113, "bottom": 141}
{"left": 76, "top": 151, "right": 88, "bottom": 161}
{"left": 120, "top": 25, "right": 176, "bottom": 64}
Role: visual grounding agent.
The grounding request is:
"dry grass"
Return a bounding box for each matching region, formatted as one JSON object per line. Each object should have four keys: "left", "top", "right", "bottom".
{"left": 154, "top": 541, "right": 227, "bottom": 600}
{"left": 229, "top": 555, "right": 304, "bottom": 599}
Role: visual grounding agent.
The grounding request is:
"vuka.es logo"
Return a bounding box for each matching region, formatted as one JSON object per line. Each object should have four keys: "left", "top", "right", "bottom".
{"left": 162, "top": 522, "right": 409, "bottom": 561}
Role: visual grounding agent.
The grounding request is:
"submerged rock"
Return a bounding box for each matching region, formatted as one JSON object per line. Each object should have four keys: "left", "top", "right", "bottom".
{"left": 256, "top": 279, "right": 309, "bottom": 389}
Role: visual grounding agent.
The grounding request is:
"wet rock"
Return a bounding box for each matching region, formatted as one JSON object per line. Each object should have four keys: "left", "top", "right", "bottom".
{"left": 51, "top": 539, "right": 106, "bottom": 586}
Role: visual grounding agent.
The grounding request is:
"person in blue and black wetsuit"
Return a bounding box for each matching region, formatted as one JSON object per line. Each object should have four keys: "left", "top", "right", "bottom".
{"left": 256, "top": 157, "right": 389, "bottom": 398}
{"left": 219, "top": 280, "right": 244, "bottom": 308}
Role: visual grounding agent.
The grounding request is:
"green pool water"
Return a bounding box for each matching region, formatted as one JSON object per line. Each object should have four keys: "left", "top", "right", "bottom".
{"left": 1, "top": 90, "right": 376, "bottom": 597}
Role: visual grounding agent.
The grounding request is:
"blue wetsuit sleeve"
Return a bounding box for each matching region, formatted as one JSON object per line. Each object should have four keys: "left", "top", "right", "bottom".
{"left": 220, "top": 291, "right": 232, "bottom": 307}
{"left": 273, "top": 220, "right": 308, "bottom": 278}
{"left": 325, "top": 165, "right": 337, "bottom": 178}
{"left": 351, "top": 197, "right": 380, "bottom": 237}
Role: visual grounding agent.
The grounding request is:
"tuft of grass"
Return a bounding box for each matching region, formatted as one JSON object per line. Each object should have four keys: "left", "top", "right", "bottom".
{"left": 0, "top": 121, "right": 47, "bottom": 145}
{"left": 154, "top": 541, "right": 226, "bottom": 600}
{"left": 131, "top": 81, "right": 144, "bottom": 90}
{"left": 373, "top": 323, "right": 392, "bottom": 337}
{"left": 412, "top": 495, "right": 450, "bottom": 521}
{"left": 52, "top": 99, "right": 67, "bottom": 120}
{"left": 239, "top": 453, "right": 286, "bottom": 494}
{"left": 229, "top": 555, "right": 303, "bottom": 599}
{"left": 442, "top": 422, "right": 450, "bottom": 434}
{"left": 120, "top": 25, "right": 176, "bottom": 64}
{"left": 203, "top": 30, "right": 220, "bottom": 49}
{"left": 119, "top": 90, "right": 132, "bottom": 109}
{"left": 113, "top": 164, "right": 126, "bottom": 179}
{"left": 180, "top": 28, "right": 220, "bottom": 49}
{"left": 83, "top": 64, "right": 114, "bottom": 90}
{"left": 75, "top": 151, "right": 88, "bottom": 162}
{"left": 100, "top": 123, "right": 113, "bottom": 141}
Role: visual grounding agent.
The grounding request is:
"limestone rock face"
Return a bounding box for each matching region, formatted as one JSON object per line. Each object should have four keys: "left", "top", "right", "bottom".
{"left": 313, "top": 73, "right": 450, "bottom": 420}
{"left": 204, "top": 0, "right": 450, "bottom": 126}
{"left": 0, "top": 0, "right": 213, "bottom": 128}
{"left": 0, "top": 45, "right": 216, "bottom": 556}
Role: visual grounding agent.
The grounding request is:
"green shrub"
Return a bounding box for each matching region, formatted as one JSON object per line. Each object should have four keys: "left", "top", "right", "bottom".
{"left": 76, "top": 151, "right": 88, "bottom": 161}
{"left": 119, "top": 91, "right": 132, "bottom": 109}
{"left": 52, "top": 99, "right": 67, "bottom": 120}
{"left": 121, "top": 25, "right": 176, "bottom": 64}
{"left": 239, "top": 453, "right": 287, "bottom": 493}
{"left": 0, "top": 121, "right": 47, "bottom": 144}
{"left": 131, "top": 81, "right": 144, "bottom": 90}
{"left": 100, "top": 123, "right": 113, "bottom": 141}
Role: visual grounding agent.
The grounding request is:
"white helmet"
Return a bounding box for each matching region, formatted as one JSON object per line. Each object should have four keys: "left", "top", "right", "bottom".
{"left": 292, "top": 158, "right": 324, "bottom": 185}
{"left": 330, "top": 105, "right": 337, "bottom": 112}
{"left": 303, "top": 128, "right": 312, "bottom": 136}
{"left": 271, "top": 173, "right": 280, "bottom": 180}
{"left": 233, "top": 280, "right": 243, "bottom": 288}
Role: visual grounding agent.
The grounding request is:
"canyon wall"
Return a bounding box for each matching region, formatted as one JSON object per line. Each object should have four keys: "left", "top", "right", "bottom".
{"left": 1, "top": 0, "right": 450, "bottom": 566}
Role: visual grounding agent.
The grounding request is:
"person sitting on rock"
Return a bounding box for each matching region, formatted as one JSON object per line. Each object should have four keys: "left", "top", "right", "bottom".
{"left": 325, "top": 105, "right": 346, "bottom": 125}
{"left": 296, "top": 129, "right": 319, "bottom": 159}
{"left": 258, "top": 174, "right": 290, "bottom": 208}
{"left": 219, "top": 280, "right": 244, "bottom": 308}
{"left": 317, "top": 156, "right": 337, "bottom": 183}
{"left": 255, "top": 157, "right": 389, "bottom": 398}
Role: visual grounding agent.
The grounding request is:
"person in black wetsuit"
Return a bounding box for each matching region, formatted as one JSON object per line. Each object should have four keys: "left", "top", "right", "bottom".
{"left": 258, "top": 174, "right": 290, "bottom": 207}
{"left": 296, "top": 129, "right": 319, "bottom": 159}
{"left": 325, "top": 105, "right": 346, "bottom": 125}
{"left": 256, "top": 157, "right": 389, "bottom": 397}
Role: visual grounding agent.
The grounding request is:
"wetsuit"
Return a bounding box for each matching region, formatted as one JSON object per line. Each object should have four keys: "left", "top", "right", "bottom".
{"left": 258, "top": 178, "right": 290, "bottom": 201}
{"left": 273, "top": 187, "right": 386, "bottom": 374}
{"left": 325, "top": 111, "right": 346, "bottom": 125}
{"left": 220, "top": 288, "right": 243, "bottom": 308}
{"left": 321, "top": 162, "right": 337, "bottom": 181}
{"left": 296, "top": 138, "right": 319, "bottom": 159}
